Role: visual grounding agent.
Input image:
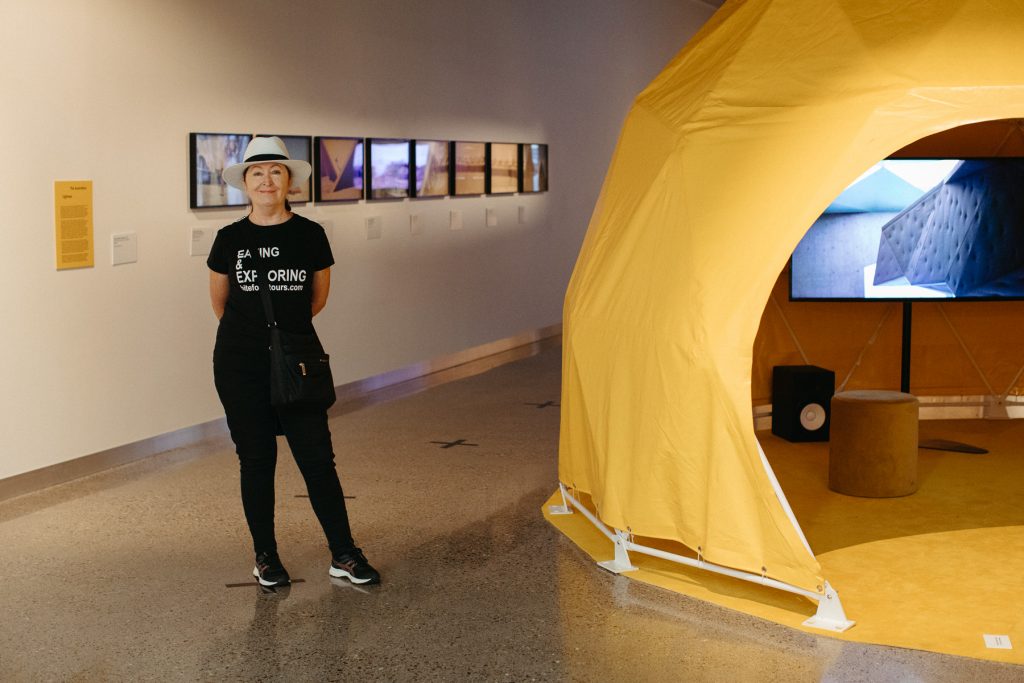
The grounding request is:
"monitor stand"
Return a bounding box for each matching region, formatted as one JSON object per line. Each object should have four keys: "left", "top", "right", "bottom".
{"left": 902, "top": 301, "right": 989, "bottom": 454}
{"left": 900, "top": 301, "right": 912, "bottom": 394}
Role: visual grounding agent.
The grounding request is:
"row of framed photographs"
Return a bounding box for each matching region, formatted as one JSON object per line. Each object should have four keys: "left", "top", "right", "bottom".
{"left": 190, "top": 133, "right": 549, "bottom": 209}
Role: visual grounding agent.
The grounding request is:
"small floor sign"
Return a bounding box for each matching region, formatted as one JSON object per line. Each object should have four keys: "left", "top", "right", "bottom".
{"left": 983, "top": 634, "right": 1012, "bottom": 649}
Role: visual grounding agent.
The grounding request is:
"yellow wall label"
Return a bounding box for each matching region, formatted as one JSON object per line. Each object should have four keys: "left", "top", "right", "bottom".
{"left": 54, "top": 180, "right": 94, "bottom": 270}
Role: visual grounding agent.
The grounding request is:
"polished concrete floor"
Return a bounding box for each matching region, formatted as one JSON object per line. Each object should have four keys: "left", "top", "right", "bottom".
{"left": 2, "top": 347, "right": 1022, "bottom": 682}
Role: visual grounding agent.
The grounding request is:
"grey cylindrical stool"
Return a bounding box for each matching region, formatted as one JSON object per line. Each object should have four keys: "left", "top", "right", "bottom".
{"left": 829, "top": 390, "right": 919, "bottom": 497}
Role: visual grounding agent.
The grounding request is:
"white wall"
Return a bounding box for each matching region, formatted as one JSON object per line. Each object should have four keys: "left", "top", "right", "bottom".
{"left": 0, "top": 0, "right": 713, "bottom": 480}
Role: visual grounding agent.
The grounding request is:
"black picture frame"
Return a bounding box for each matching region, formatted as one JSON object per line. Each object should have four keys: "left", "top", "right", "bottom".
{"left": 487, "top": 142, "right": 519, "bottom": 195}
{"left": 520, "top": 143, "right": 549, "bottom": 193}
{"left": 412, "top": 139, "right": 450, "bottom": 198}
{"left": 256, "top": 134, "right": 312, "bottom": 204}
{"left": 189, "top": 132, "right": 252, "bottom": 209}
{"left": 452, "top": 141, "right": 487, "bottom": 196}
{"left": 366, "top": 138, "right": 412, "bottom": 200}
{"left": 314, "top": 136, "right": 365, "bottom": 202}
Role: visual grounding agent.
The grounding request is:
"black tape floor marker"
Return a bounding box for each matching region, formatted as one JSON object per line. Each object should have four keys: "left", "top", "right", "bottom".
{"left": 919, "top": 439, "right": 988, "bottom": 454}
{"left": 429, "top": 439, "right": 479, "bottom": 449}
{"left": 225, "top": 579, "right": 306, "bottom": 589}
{"left": 525, "top": 401, "right": 560, "bottom": 409}
{"left": 294, "top": 494, "right": 355, "bottom": 499}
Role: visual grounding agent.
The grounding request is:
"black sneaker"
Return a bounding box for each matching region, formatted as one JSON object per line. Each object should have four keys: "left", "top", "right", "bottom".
{"left": 329, "top": 547, "right": 380, "bottom": 585}
{"left": 253, "top": 551, "right": 291, "bottom": 587}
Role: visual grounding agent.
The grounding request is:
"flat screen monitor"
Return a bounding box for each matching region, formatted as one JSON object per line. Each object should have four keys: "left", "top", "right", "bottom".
{"left": 520, "top": 143, "right": 548, "bottom": 193}
{"left": 453, "top": 141, "right": 486, "bottom": 196}
{"left": 413, "top": 140, "right": 450, "bottom": 198}
{"left": 790, "top": 158, "right": 1024, "bottom": 301}
{"left": 488, "top": 143, "right": 519, "bottom": 194}
{"left": 314, "top": 136, "right": 364, "bottom": 202}
{"left": 189, "top": 132, "right": 252, "bottom": 208}
{"left": 366, "top": 138, "right": 411, "bottom": 200}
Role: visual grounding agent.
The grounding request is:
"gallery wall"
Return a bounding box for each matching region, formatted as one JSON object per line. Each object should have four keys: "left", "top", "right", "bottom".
{"left": 0, "top": 0, "right": 714, "bottom": 481}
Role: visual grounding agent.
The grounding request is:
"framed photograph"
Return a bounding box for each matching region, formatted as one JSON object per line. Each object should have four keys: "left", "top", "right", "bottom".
{"left": 520, "top": 143, "right": 549, "bottom": 193}
{"left": 189, "top": 132, "right": 252, "bottom": 208}
{"left": 366, "top": 138, "right": 412, "bottom": 200}
{"left": 412, "top": 140, "right": 450, "bottom": 198}
{"left": 314, "top": 136, "right": 364, "bottom": 202}
{"left": 452, "top": 141, "right": 486, "bottom": 196}
{"left": 258, "top": 134, "right": 312, "bottom": 203}
{"left": 487, "top": 142, "right": 519, "bottom": 194}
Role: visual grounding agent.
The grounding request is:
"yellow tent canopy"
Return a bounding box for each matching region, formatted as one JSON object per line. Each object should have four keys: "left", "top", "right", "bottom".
{"left": 559, "top": 0, "right": 1024, "bottom": 601}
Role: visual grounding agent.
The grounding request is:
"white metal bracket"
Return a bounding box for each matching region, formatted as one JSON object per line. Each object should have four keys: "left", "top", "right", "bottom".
{"left": 597, "top": 529, "right": 638, "bottom": 574}
{"left": 547, "top": 483, "right": 574, "bottom": 516}
{"left": 551, "top": 485, "right": 855, "bottom": 631}
{"left": 802, "top": 581, "right": 856, "bottom": 632}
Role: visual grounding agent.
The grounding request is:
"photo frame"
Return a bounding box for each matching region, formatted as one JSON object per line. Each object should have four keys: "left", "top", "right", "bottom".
{"left": 314, "top": 136, "right": 364, "bottom": 202}
{"left": 366, "top": 138, "right": 412, "bottom": 200}
{"left": 257, "top": 134, "right": 312, "bottom": 203}
{"left": 412, "top": 140, "right": 450, "bottom": 198}
{"left": 520, "top": 143, "right": 549, "bottom": 193}
{"left": 189, "top": 132, "right": 252, "bottom": 208}
{"left": 452, "top": 141, "right": 487, "bottom": 196}
{"left": 487, "top": 142, "right": 519, "bottom": 194}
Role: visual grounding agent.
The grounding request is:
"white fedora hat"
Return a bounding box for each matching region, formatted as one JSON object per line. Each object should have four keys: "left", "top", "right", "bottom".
{"left": 222, "top": 136, "right": 312, "bottom": 190}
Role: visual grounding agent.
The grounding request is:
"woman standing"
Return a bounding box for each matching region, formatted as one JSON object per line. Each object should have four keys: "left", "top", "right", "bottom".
{"left": 208, "top": 136, "right": 379, "bottom": 588}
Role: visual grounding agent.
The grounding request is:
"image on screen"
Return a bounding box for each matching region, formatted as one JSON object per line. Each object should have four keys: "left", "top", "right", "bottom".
{"left": 453, "top": 141, "right": 486, "bottom": 196}
{"left": 488, "top": 143, "right": 519, "bottom": 194}
{"left": 521, "top": 143, "right": 548, "bottom": 193}
{"left": 190, "top": 133, "right": 252, "bottom": 208}
{"left": 791, "top": 158, "right": 1024, "bottom": 300}
{"left": 367, "top": 139, "right": 411, "bottom": 200}
{"left": 414, "top": 140, "right": 450, "bottom": 197}
{"left": 315, "top": 136, "right": 364, "bottom": 202}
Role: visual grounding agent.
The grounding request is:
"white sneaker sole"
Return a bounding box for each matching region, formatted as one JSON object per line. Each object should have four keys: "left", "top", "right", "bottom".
{"left": 328, "top": 565, "right": 375, "bottom": 584}
{"left": 253, "top": 566, "right": 288, "bottom": 587}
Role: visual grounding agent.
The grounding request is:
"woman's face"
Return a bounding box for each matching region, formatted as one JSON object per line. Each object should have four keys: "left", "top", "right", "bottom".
{"left": 243, "top": 162, "right": 291, "bottom": 209}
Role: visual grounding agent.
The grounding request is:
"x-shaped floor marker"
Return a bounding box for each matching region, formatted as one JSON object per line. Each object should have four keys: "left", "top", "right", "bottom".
{"left": 429, "top": 439, "right": 479, "bottom": 449}
{"left": 225, "top": 579, "right": 306, "bottom": 589}
{"left": 525, "top": 401, "right": 560, "bottom": 409}
{"left": 295, "top": 495, "right": 356, "bottom": 499}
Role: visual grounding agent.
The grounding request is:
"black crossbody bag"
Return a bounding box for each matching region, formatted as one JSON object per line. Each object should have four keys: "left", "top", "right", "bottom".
{"left": 253, "top": 253, "right": 337, "bottom": 410}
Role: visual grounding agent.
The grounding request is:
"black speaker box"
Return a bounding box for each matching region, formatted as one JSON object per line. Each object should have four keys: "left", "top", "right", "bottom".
{"left": 772, "top": 365, "right": 835, "bottom": 442}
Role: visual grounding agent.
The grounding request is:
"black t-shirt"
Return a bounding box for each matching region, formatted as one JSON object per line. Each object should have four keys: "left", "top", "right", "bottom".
{"left": 208, "top": 214, "right": 334, "bottom": 350}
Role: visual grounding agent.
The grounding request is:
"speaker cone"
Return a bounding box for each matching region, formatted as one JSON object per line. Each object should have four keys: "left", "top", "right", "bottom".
{"left": 800, "top": 403, "right": 826, "bottom": 431}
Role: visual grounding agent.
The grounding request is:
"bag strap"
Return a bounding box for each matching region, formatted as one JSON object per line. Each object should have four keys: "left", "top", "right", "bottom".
{"left": 250, "top": 245, "right": 277, "bottom": 329}
{"left": 249, "top": 236, "right": 323, "bottom": 348}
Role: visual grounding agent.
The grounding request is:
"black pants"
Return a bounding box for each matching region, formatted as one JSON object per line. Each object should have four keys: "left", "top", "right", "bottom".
{"left": 214, "top": 346, "right": 354, "bottom": 557}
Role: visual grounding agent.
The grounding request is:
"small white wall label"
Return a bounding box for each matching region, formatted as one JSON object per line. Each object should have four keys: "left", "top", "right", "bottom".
{"left": 366, "top": 216, "right": 382, "bottom": 240}
{"left": 190, "top": 227, "right": 215, "bottom": 256}
{"left": 111, "top": 232, "right": 137, "bottom": 265}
